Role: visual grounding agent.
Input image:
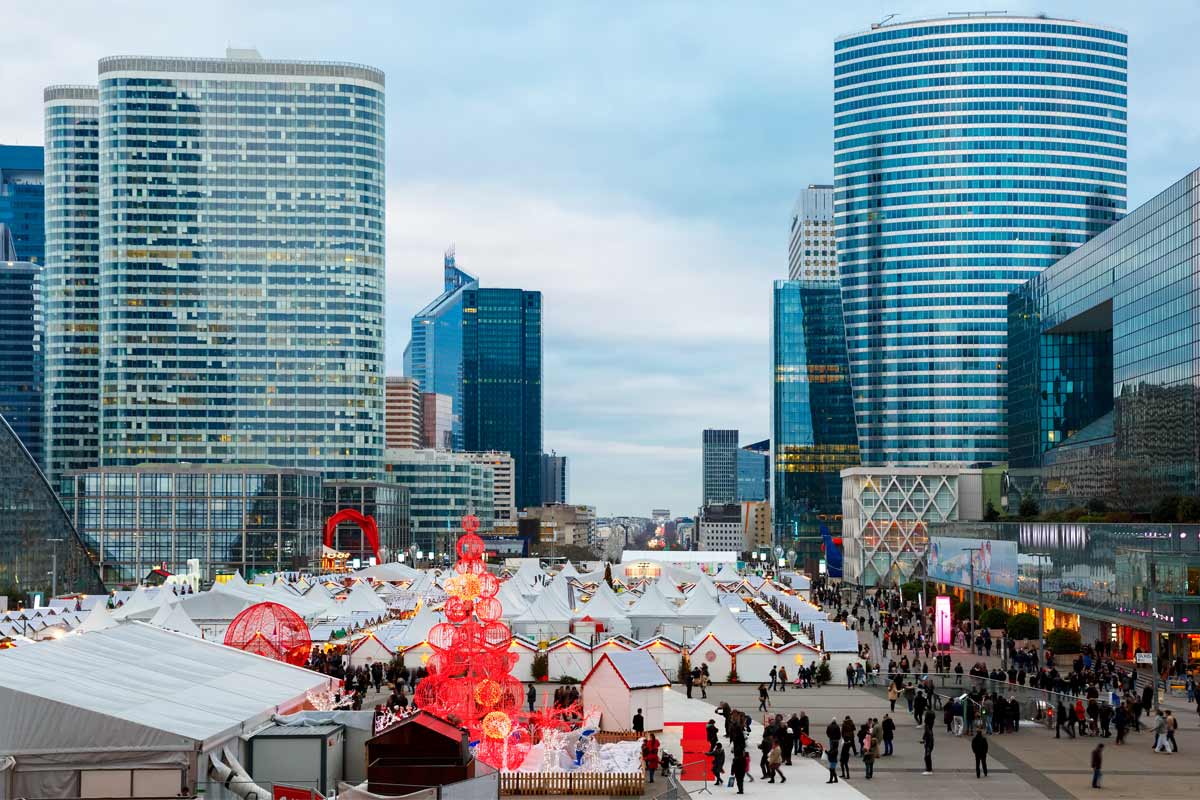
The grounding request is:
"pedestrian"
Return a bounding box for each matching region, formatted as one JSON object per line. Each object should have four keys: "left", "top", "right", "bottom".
{"left": 1154, "top": 710, "right": 1172, "bottom": 753}
{"left": 526, "top": 684, "right": 536, "bottom": 713}
{"left": 633, "top": 708, "right": 644, "bottom": 735}
{"left": 921, "top": 728, "right": 934, "bottom": 775}
{"left": 882, "top": 713, "right": 895, "bottom": 756}
{"left": 863, "top": 724, "right": 878, "bottom": 779}
{"left": 685, "top": 669, "right": 694, "bottom": 699}
{"left": 827, "top": 717, "right": 841, "bottom": 754}
{"left": 768, "top": 739, "right": 786, "bottom": 783}
{"left": 888, "top": 682, "right": 899, "bottom": 712}
{"left": 642, "top": 735, "right": 660, "bottom": 783}
{"left": 706, "top": 741, "right": 725, "bottom": 786}
{"left": 825, "top": 744, "right": 839, "bottom": 784}
{"left": 758, "top": 683, "right": 770, "bottom": 712}
{"left": 1091, "top": 743, "right": 1104, "bottom": 788}
{"left": 1166, "top": 710, "right": 1179, "bottom": 753}
{"left": 839, "top": 737, "right": 852, "bottom": 779}
{"left": 972, "top": 730, "right": 989, "bottom": 778}
{"left": 769, "top": 666, "right": 778, "bottom": 691}
{"left": 778, "top": 666, "right": 788, "bottom": 692}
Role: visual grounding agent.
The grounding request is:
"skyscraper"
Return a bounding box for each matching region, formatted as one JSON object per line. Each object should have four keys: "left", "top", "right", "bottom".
{"left": 787, "top": 184, "right": 835, "bottom": 280}
{"left": 462, "top": 288, "right": 542, "bottom": 509}
{"left": 0, "top": 145, "right": 45, "bottom": 264}
{"left": 0, "top": 253, "right": 43, "bottom": 463}
{"left": 47, "top": 50, "right": 387, "bottom": 480}
{"left": 405, "top": 247, "right": 477, "bottom": 451}
{"left": 421, "top": 392, "right": 454, "bottom": 451}
{"left": 42, "top": 86, "right": 99, "bottom": 483}
{"left": 385, "top": 377, "right": 423, "bottom": 450}
{"left": 772, "top": 280, "right": 859, "bottom": 555}
{"left": 541, "top": 450, "right": 568, "bottom": 505}
{"left": 736, "top": 440, "right": 769, "bottom": 502}
{"left": 701, "top": 429, "right": 738, "bottom": 505}
{"left": 834, "top": 15, "right": 1127, "bottom": 465}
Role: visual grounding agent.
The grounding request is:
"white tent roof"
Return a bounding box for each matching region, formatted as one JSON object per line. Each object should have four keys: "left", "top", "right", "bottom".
{"left": 597, "top": 650, "right": 670, "bottom": 689}
{"left": 575, "top": 584, "right": 629, "bottom": 623}
{"left": 811, "top": 621, "right": 859, "bottom": 652}
{"left": 627, "top": 583, "right": 678, "bottom": 619}
{"left": 691, "top": 605, "right": 756, "bottom": 649}
{"left": 515, "top": 586, "right": 573, "bottom": 623}
{"left": 352, "top": 561, "right": 424, "bottom": 582}
{"left": 76, "top": 603, "right": 119, "bottom": 633}
{"left": 713, "top": 564, "right": 741, "bottom": 583}
{"left": 342, "top": 581, "right": 388, "bottom": 614}
{"left": 396, "top": 602, "right": 441, "bottom": 649}
{"left": 0, "top": 622, "right": 333, "bottom": 754}
{"left": 677, "top": 584, "right": 722, "bottom": 618}
{"left": 149, "top": 603, "right": 203, "bottom": 638}
{"left": 543, "top": 574, "right": 578, "bottom": 613}
{"left": 693, "top": 572, "right": 720, "bottom": 598}
{"left": 558, "top": 561, "right": 580, "bottom": 579}
{"left": 654, "top": 573, "right": 684, "bottom": 600}
{"left": 496, "top": 578, "right": 530, "bottom": 618}
{"left": 110, "top": 585, "right": 159, "bottom": 620}
{"left": 170, "top": 589, "right": 253, "bottom": 622}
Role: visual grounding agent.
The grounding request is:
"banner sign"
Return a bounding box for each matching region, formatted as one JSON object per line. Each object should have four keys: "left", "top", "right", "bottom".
{"left": 928, "top": 537, "right": 1018, "bottom": 596}
{"left": 935, "top": 595, "right": 952, "bottom": 646}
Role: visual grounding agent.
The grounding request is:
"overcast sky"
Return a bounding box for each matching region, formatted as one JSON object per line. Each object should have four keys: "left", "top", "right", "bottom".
{"left": 5, "top": 1, "right": 1199, "bottom": 516}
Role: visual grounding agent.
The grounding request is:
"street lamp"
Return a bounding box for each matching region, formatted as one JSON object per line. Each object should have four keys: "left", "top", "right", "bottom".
{"left": 963, "top": 546, "right": 983, "bottom": 649}
{"left": 1027, "top": 552, "right": 1052, "bottom": 672}
{"left": 47, "top": 538, "right": 64, "bottom": 599}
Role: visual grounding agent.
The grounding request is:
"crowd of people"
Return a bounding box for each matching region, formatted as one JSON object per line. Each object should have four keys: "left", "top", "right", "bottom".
{"left": 308, "top": 652, "right": 428, "bottom": 710}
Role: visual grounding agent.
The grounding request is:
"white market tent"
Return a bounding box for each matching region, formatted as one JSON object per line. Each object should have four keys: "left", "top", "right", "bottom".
{"left": 581, "top": 650, "right": 669, "bottom": 733}
{"left": 341, "top": 581, "right": 388, "bottom": 614}
{"left": 713, "top": 564, "right": 742, "bottom": 583}
{"left": 654, "top": 573, "right": 684, "bottom": 600}
{"left": 690, "top": 605, "right": 757, "bottom": 649}
{"left": 810, "top": 621, "right": 859, "bottom": 652}
{"left": 512, "top": 588, "right": 572, "bottom": 641}
{"left": 574, "top": 586, "right": 632, "bottom": 637}
{"left": 626, "top": 583, "right": 678, "bottom": 641}
{"left": 496, "top": 578, "right": 530, "bottom": 619}
{"left": 0, "top": 622, "right": 334, "bottom": 800}
{"left": 352, "top": 561, "right": 423, "bottom": 582}
{"left": 148, "top": 602, "right": 202, "bottom": 638}
{"left": 558, "top": 561, "right": 580, "bottom": 579}
{"left": 76, "top": 603, "right": 119, "bottom": 634}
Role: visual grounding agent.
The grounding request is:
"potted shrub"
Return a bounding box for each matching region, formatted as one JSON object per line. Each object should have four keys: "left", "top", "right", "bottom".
{"left": 532, "top": 651, "right": 550, "bottom": 682}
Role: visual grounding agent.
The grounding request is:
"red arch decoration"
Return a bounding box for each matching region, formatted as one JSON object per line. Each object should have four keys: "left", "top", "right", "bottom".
{"left": 324, "top": 508, "right": 382, "bottom": 561}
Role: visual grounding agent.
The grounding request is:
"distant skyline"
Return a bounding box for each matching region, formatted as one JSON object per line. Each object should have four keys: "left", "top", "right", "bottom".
{"left": 4, "top": 1, "right": 1200, "bottom": 515}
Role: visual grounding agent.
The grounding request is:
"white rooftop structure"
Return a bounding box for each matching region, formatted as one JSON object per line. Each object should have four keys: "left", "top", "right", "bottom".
{"left": 713, "top": 564, "right": 742, "bottom": 583}
{"left": 690, "top": 605, "right": 757, "bottom": 649}
{"left": 599, "top": 650, "right": 670, "bottom": 689}
{"left": 621, "top": 550, "right": 738, "bottom": 565}
{"left": 654, "top": 573, "right": 684, "bottom": 600}
{"left": 352, "top": 561, "right": 423, "bottom": 582}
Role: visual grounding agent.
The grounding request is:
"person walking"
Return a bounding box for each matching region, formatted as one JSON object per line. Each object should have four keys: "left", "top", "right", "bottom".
{"left": 972, "top": 730, "right": 989, "bottom": 778}
{"left": 825, "top": 743, "right": 839, "bottom": 784}
{"left": 839, "top": 736, "right": 852, "bottom": 780}
{"left": 778, "top": 666, "right": 788, "bottom": 692}
{"left": 769, "top": 666, "right": 778, "bottom": 691}
{"left": 921, "top": 728, "right": 934, "bottom": 775}
{"left": 1166, "top": 710, "right": 1179, "bottom": 753}
{"left": 731, "top": 739, "right": 747, "bottom": 795}
{"left": 863, "top": 724, "right": 878, "bottom": 779}
{"left": 642, "top": 735, "right": 660, "bottom": 783}
{"left": 1154, "top": 710, "right": 1172, "bottom": 753}
{"left": 706, "top": 741, "right": 725, "bottom": 786}
{"left": 888, "top": 682, "right": 899, "bottom": 712}
{"left": 758, "top": 684, "right": 770, "bottom": 713}
{"left": 882, "top": 714, "right": 895, "bottom": 756}
{"left": 526, "top": 684, "right": 537, "bottom": 713}
{"left": 1091, "top": 743, "right": 1104, "bottom": 788}
{"left": 633, "top": 708, "right": 645, "bottom": 735}
{"left": 767, "top": 739, "right": 786, "bottom": 783}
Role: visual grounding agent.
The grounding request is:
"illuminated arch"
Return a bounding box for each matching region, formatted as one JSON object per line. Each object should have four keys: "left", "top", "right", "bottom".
{"left": 324, "top": 508, "right": 382, "bottom": 561}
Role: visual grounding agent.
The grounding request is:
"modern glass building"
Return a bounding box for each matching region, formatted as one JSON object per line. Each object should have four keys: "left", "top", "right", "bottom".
{"left": 405, "top": 247, "right": 477, "bottom": 450}
{"left": 462, "top": 287, "right": 542, "bottom": 509}
{"left": 383, "top": 448, "right": 495, "bottom": 554}
{"left": 59, "top": 463, "right": 325, "bottom": 585}
{"left": 736, "top": 440, "right": 769, "bottom": 502}
{"left": 833, "top": 15, "right": 1128, "bottom": 464}
{"left": 701, "top": 429, "right": 738, "bottom": 505}
{"left": 772, "top": 280, "right": 859, "bottom": 560}
{"left": 540, "top": 451, "right": 568, "bottom": 505}
{"left": 0, "top": 257, "right": 44, "bottom": 463}
{"left": 0, "top": 145, "right": 45, "bottom": 264}
{"left": 42, "top": 85, "right": 100, "bottom": 484}
{"left": 788, "top": 184, "right": 835, "bottom": 281}
{"left": 1008, "top": 167, "right": 1200, "bottom": 510}
{"left": 49, "top": 51, "right": 391, "bottom": 481}
{"left": 323, "top": 480, "right": 411, "bottom": 565}
{"left": 0, "top": 415, "right": 104, "bottom": 602}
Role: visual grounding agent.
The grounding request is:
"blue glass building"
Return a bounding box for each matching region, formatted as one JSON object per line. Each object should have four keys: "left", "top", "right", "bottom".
{"left": 404, "top": 247, "right": 477, "bottom": 450}
{"left": 43, "top": 86, "right": 100, "bottom": 483}
{"left": 0, "top": 145, "right": 45, "bottom": 264}
{"left": 833, "top": 15, "right": 1127, "bottom": 465}
{"left": 772, "top": 280, "right": 860, "bottom": 558}
{"left": 87, "top": 51, "right": 385, "bottom": 479}
{"left": 1008, "top": 167, "right": 1200, "bottom": 510}
{"left": 462, "top": 288, "right": 542, "bottom": 510}
{"left": 0, "top": 256, "right": 44, "bottom": 464}
{"left": 736, "top": 440, "right": 769, "bottom": 502}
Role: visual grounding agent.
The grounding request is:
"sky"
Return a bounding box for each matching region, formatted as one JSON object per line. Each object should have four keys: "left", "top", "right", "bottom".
{"left": 4, "top": 1, "right": 1200, "bottom": 516}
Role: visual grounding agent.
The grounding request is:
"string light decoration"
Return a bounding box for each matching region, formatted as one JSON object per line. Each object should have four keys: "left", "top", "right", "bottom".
{"left": 222, "top": 601, "right": 312, "bottom": 666}
{"left": 413, "top": 515, "right": 530, "bottom": 769}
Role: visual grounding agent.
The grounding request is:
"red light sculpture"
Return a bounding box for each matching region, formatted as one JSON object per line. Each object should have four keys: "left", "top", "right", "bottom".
{"left": 413, "top": 515, "right": 530, "bottom": 769}
{"left": 223, "top": 601, "right": 312, "bottom": 667}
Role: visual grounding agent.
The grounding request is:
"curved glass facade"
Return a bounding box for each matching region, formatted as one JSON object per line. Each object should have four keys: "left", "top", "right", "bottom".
{"left": 43, "top": 86, "right": 100, "bottom": 483}
{"left": 833, "top": 16, "right": 1127, "bottom": 464}
{"left": 95, "top": 55, "right": 386, "bottom": 478}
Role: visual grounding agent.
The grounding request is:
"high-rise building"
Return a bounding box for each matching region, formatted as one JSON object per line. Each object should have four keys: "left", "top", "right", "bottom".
{"left": 383, "top": 448, "right": 495, "bottom": 553}
{"left": 0, "top": 145, "right": 45, "bottom": 264}
{"left": 463, "top": 450, "right": 516, "bottom": 521}
{"left": 421, "top": 392, "right": 454, "bottom": 450}
{"left": 697, "top": 503, "right": 745, "bottom": 552}
{"left": 787, "top": 184, "right": 834, "bottom": 280}
{"left": 42, "top": 86, "right": 99, "bottom": 483}
{"left": 0, "top": 256, "right": 44, "bottom": 463}
{"left": 772, "top": 280, "right": 859, "bottom": 554}
{"left": 385, "top": 377, "right": 423, "bottom": 450}
{"left": 541, "top": 450, "right": 568, "bottom": 505}
{"left": 701, "top": 429, "right": 738, "bottom": 505}
{"left": 834, "top": 16, "right": 1127, "bottom": 465}
{"left": 736, "top": 440, "right": 769, "bottom": 502}
{"left": 462, "top": 288, "right": 542, "bottom": 509}
{"left": 405, "top": 247, "right": 477, "bottom": 451}
{"left": 522, "top": 503, "right": 595, "bottom": 549}
{"left": 46, "top": 50, "right": 387, "bottom": 480}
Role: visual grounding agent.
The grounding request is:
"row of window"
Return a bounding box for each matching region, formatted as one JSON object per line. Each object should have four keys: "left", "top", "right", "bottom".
{"left": 835, "top": 34, "right": 1127, "bottom": 64}
{"left": 838, "top": 113, "right": 1127, "bottom": 141}
{"left": 836, "top": 23, "right": 1127, "bottom": 53}
{"left": 837, "top": 126, "right": 1126, "bottom": 154}
{"left": 837, "top": 99, "right": 1126, "bottom": 128}
{"left": 835, "top": 74, "right": 1126, "bottom": 104}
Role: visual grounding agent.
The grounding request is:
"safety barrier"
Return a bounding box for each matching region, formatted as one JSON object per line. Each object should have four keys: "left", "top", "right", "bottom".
{"left": 499, "top": 771, "right": 646, "bottom": 796}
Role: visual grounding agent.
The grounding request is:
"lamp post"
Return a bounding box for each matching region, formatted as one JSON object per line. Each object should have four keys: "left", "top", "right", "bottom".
{"left": 963, "top": 546, "right": 983, "bottom": 651}
{"left": 1150, "top": 562, "right": 1160, "bottom": 711}
{"left": 1027, "top": 552, "right": 1052, "bottom": 673}
{"left": 47, "top": 538, "right": 63, "bottom": 599}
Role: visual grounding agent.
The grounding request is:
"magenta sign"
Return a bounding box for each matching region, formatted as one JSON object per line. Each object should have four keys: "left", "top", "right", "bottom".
{"left": 935, "top": 595, "right": 952, "bottom": 647}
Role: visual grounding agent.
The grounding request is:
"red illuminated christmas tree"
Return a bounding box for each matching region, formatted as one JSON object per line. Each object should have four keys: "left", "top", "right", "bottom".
{"left": 414, "top": 516, "right": 531, "bottom": 769}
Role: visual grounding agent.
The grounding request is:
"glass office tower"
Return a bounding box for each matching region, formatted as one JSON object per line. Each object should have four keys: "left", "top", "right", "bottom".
{"left": 834, "top": 16, "right": 1127, "bottom": 464}
{"left": 92, "top": 51, "right": 386, "bottom": 479}
{"left": 0, "top": 258, "right": 44, "bottom": 463}
{"left": 462, "top": 288, "right": 542, "bottom": 509}
{"left": 0, "top": 145, "right": 45, "bottom": 264}
{"left": 43, "top": 86, "right": 100, "bottom": 483}
{"left": 772, "top": 281, "right": 860, "bottom": 556}
{"left": 736, "top": 441, "right": 769, "bottom": 502}
{"left": 702, "top": 429, "right": 738, "bottom": 505}
{"left": 405, "top": 247, "right": 476, "bottom": 450}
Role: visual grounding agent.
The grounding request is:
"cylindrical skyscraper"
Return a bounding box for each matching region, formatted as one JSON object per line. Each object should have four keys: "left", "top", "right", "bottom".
{"left": 834, "top": 15, "right": 1127, "bottom": 464}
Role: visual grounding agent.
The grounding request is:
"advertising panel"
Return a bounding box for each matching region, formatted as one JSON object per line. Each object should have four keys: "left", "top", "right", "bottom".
{"left": 935, "top": 595, "right": 952, "bottom": 646}
{"left": 928, "top": 537, "right": 1018, "bottom": 596}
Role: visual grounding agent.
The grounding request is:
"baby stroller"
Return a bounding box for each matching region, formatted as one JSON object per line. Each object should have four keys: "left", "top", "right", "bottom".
{"left": 659, "top": 750, "right": 679, "bottom": 778}
{"left": 799, "top": 733, "right": 824, "bottom": 759}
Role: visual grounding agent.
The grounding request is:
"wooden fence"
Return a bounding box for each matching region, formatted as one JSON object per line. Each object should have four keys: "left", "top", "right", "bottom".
{"left": 499, "top": 771, "right": 645, "bottom": 796}
{"left": 595, "top": 730, "right": 642, "bottom": 744}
